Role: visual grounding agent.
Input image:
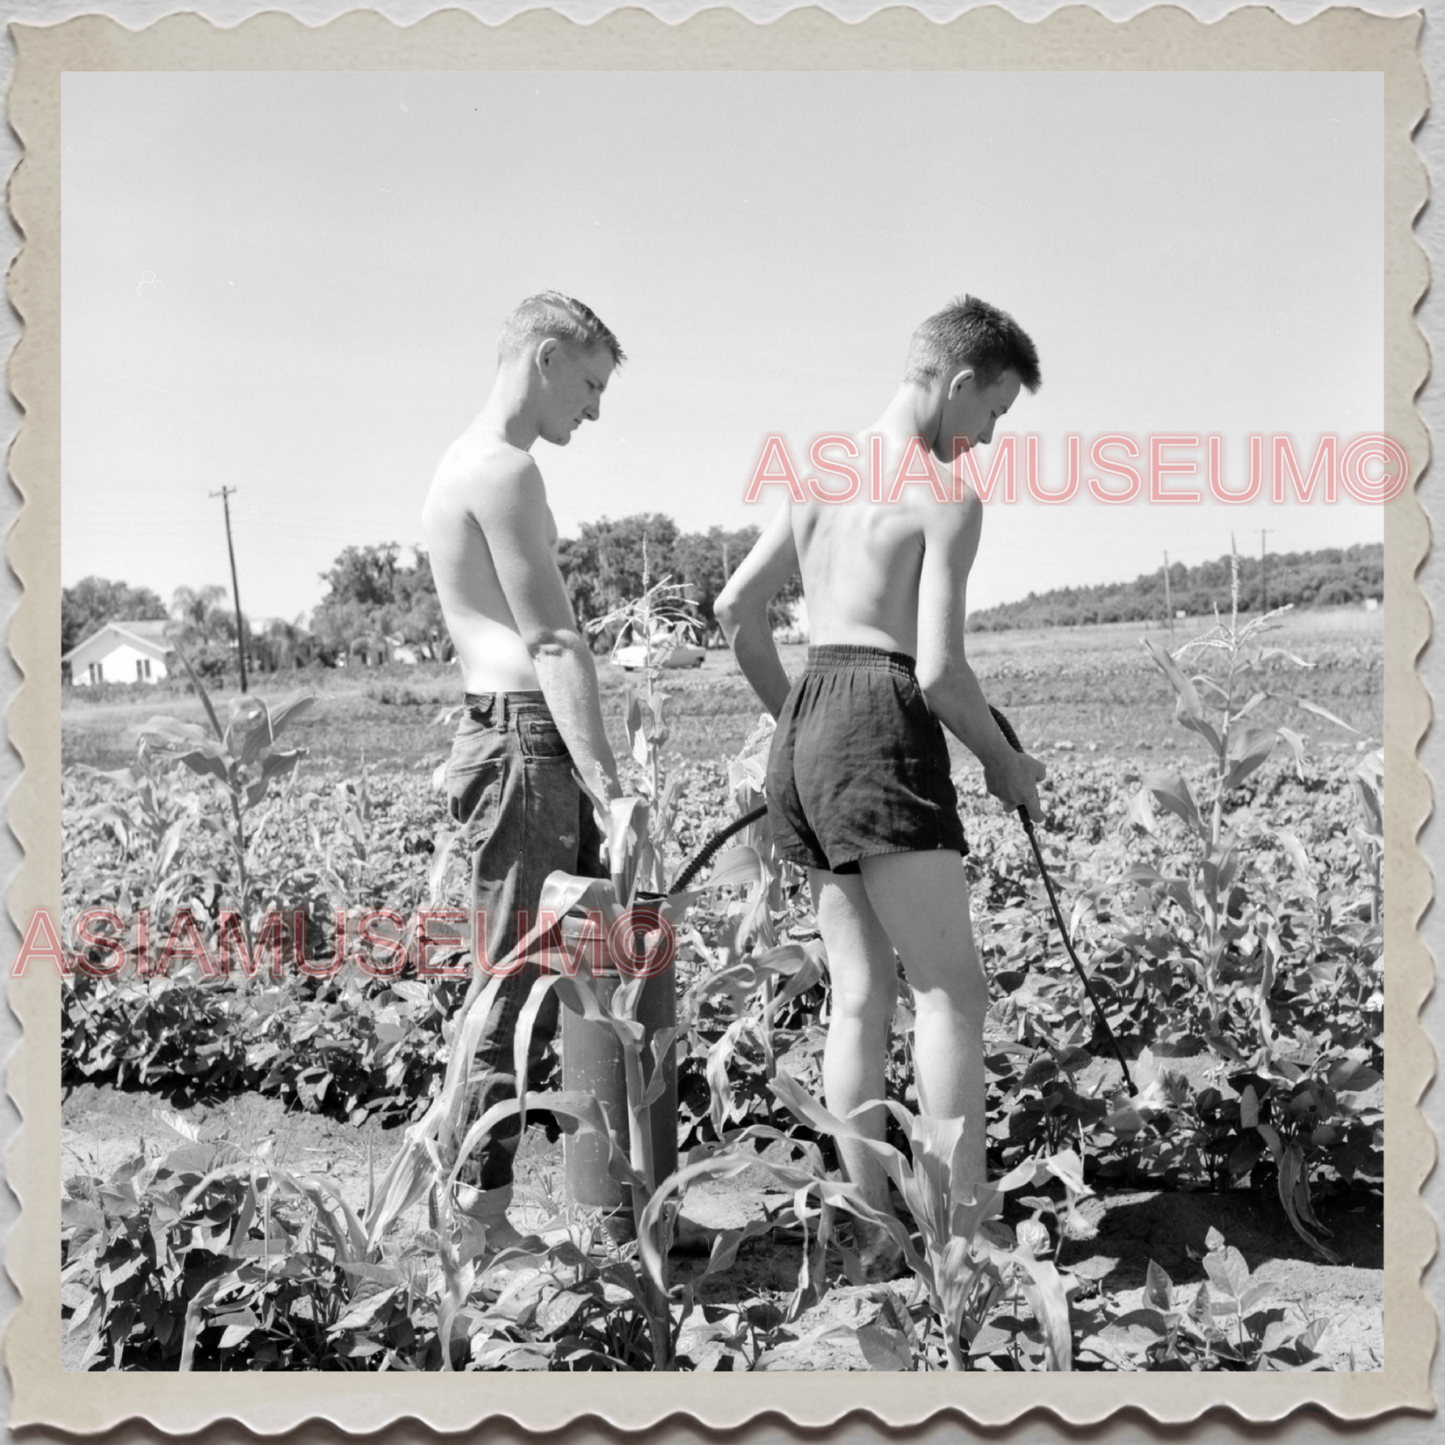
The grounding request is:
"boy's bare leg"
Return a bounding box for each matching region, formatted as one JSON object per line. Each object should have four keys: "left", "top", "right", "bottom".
{"left": 857, "top": 850, "right": 989, "bottom": 1198}
{"left": 809, "top": 868, "right": 898, "bottom": 1216}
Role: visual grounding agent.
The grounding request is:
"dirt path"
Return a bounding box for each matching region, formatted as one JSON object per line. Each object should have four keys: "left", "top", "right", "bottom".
{"left": 61, "top": 1082, "right": 1382, "bottom": 1372}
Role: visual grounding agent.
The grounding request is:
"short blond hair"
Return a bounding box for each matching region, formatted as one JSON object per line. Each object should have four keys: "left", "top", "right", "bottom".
{"left": 498, "top": 291, "right": 626, "bottom": 367}
{"left": 904, "top": 295, "right": 1040, "bottom": 392}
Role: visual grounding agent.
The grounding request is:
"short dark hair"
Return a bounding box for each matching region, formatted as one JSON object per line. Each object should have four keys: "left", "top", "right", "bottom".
{"left": 498, "top": 291, "right": 626, "bottom": 367}
{"left": 903, "top": 295, "right": 1040, "bottom": 393}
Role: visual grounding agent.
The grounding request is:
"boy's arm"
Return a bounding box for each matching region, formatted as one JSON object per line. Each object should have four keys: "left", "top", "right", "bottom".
{"left": 714, "top": 503, "right": 799, "bottom": 719}
{"left": 471, "top": 458, "right": 621, "bottom": 801}
{"left": 914, "top": 501, "right": 1046, "bottom": 821}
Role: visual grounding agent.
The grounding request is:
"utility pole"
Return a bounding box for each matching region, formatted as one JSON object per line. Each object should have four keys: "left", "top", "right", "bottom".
{"left": 1163, "top": 551, "right": 1174, "bottom": 633}
{"left": 1260, "top": 529, "right": 1270, "bottom": 614}
{"left": 209, "top": 486, "right": 249, "bottom": 693}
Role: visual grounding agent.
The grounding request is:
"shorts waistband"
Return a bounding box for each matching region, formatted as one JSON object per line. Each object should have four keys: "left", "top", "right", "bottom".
{"left": 804, "top": 645, "right": 916, "bottom": 677}
{"left": 463, "top": 690, "right": 552, "bottom": 726}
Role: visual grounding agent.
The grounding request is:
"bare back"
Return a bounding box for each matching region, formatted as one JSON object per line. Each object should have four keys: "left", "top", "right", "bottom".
{"left": 422, "top": 424, "right": 561, "bottom": 693}
{"left": 793, "top": 433, "right": 978, "bottom": 658}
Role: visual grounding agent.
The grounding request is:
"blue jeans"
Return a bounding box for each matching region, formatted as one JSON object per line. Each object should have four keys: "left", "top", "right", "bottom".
{"left": 445, "top": 691, "right": 607, "bottom": 1191}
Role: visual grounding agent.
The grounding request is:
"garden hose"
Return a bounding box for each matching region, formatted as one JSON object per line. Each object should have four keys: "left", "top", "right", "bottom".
{"left": 989, "top": 705, "right": 1135, "bottom": 1095}
{"left": 666, "top": 710, "right": 1136, "bottom": 1095}
{"left": 668, "top": 804, "right": 769, "bottom": 895}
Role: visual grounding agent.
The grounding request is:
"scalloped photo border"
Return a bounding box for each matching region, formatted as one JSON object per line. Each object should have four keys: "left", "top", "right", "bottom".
{"left": 3, "top": 4, "right": 1433, "bottom": 1434}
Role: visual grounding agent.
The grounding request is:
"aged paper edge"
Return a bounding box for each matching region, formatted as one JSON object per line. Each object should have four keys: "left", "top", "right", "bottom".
{"left": 3, "top": 2, "right": 1433, "bottom": 1434}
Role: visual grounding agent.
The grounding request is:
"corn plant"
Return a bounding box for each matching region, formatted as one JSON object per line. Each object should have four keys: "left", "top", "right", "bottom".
{"left": 1350, "top": 749, "right": 1384, "bottom": 926}
{"left": 136, "top": 650, "right": 314, "bottom": 951}
{"left": 585, "top": 537, "right": 702, "bottom": 896}
{"left": 758, "top": 1071, "right": 1074, "bottom": 1371}
{"left": 672, "top": 717, "right": 830, "bottom": 1149}
{"left": 1120, "top": 552, "right": 1380, "bottom": 1256}
{"left": 75, "top": 737, "right": 200, "bottom": 925}
{"left": 1131, "top": 548, "right": 1374, "bottom": 1059}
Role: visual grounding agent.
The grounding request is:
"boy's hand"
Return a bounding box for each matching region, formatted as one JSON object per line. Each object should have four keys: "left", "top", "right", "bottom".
{"left": 984, "top": 749, "right": 1047, "bottom": 824}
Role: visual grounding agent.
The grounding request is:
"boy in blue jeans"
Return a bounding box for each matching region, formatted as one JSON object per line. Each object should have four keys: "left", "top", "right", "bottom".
{"left": 423, "top": 294, "right": 624, "bottom": 1251}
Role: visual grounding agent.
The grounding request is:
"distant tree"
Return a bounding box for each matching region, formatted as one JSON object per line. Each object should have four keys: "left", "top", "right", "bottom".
{"left": 311, "top": 543, "right": 449, "bottom": 663}
{"left": 673, "top": 525, "right": 760, "bottom": 637}
{"left": 318, "top": 543, "right": 402, "bottom": 610}
{"left": 557, "top": 514, "right": 680, "bottom": 645}
{"left": 392, "top": 546, "right": 450, "bottom": 659}
{"left": 670, "top": 530, "right": 721, "bottom": 619}
{"left": 169, "top": 584, "right": 235, "bottom": 678}
{"left": 61, "top": 577, "right": 167, "bottom": 655}
{"left": 254, "top": 616, "right": 316, "bottom": 672}
{"left": 967, "top": 543, "right": 1383, "bottom": 632}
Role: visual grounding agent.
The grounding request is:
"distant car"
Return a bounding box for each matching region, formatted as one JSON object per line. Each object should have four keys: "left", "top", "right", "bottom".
{"left": 611, "top": 629, "right": 706, "bottom": 671}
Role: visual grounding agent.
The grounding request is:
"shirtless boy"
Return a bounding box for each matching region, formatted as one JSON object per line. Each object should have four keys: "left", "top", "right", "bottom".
{"left": 715, "top": 296, "right": 1047, "bottom": 1261}
{"left": 422, "top": 292, "right": 625, "bottom": 1250}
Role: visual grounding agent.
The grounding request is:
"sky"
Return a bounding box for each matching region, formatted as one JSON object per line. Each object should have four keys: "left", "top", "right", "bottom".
{"left": 61, "top": 70, "right": 1385, "bottom": 625}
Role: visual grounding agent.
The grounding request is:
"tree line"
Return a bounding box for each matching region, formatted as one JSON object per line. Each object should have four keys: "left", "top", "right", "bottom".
{"left": 967, "top": 543, "right": 1385, "bottom": 632}
{"left": 63, "top": 531, "right": 1382, "bottom": 678}
{"left": 61, "top": 516, "right": 800, "bottom": 677}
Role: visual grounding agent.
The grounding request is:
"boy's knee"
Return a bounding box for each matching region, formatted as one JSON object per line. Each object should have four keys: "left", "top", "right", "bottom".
{"left": 831, "top": 977, "right": 897, "bottom": 1026}
{"left": 917, "top": 968, "right": 987, "bottom": 1020}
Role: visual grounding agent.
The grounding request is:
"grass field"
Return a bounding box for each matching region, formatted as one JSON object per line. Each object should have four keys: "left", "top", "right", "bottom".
{"left": 61, "top": 606, "right": 1384, "bottom": 777}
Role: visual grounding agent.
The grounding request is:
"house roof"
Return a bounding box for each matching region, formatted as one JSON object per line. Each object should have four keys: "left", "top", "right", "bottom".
{"left": 63, "top": 619, "right": 174, "bottom": 666}
{"left": 114, "top": 619, "right": 171, "bottom": 642}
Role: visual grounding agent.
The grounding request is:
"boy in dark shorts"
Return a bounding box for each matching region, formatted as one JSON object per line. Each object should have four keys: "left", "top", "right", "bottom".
{"left": 716, "top": 296, "right": 1047, "bottom": 1264}
{"left": 768, "top": 645, "right": 967, "bottom": 873}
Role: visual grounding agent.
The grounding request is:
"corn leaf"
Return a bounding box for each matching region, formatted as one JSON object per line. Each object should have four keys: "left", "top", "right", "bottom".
{"left": 1146, "top": 770, "right": 1203, "bottom": 835}
{"left": 178, "top": 1277, "right": 224, "bottom": 1370}
{"left": 698, "top": 846, "right": 764, "bottom": 890}
{"left": 267, "top": 690, "right": 316, "bottom": 739}
{"left": 1294, "top": 697, "right": 1360, "bottom": 734}
{"left": 1142, "top": 637, "right": 1204, "bottom": 721}
{"left": 1222, "top": 726, "right": 1277, "bottom": 792}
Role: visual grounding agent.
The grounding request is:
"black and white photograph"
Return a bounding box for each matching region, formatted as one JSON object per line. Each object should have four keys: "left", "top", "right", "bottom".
{"left": 4, "top": 2, "right": 1433, "bottom": 1432}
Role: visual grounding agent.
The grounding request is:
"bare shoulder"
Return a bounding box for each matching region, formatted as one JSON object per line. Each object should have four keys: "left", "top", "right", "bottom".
{"left": 920, "top": 486, "right": 983, "bottom": 552}
{"left": 429, "top": 436, "right": 542, "bottom": 524}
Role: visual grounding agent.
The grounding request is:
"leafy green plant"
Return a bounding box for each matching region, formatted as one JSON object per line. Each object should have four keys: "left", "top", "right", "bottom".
{"left": 62, "top": 1121, "right": 352, "bottom": 1370}
{"left": 1078, "top": 1227, "right": 1330, "bottom": 1371}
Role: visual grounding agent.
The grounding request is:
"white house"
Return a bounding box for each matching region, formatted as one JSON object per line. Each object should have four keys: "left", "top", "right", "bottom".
{"left": 64, "top": 619, "right": 172, "bottom": 686}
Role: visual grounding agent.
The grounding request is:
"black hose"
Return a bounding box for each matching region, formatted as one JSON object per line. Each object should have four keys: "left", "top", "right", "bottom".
{"left": 668, "top": 803, "right": 768, "bottom": 895}
{"left": 664, "top": 709, "right": 1135, "bottom": 1095}
{"left": 990, "top": 705, "right": 1135, "bottom": 1094}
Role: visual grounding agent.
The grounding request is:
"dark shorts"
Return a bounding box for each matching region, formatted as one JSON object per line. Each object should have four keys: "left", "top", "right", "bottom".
{"left": 766, "top": 645, "right": 968, "bottom": 875}
{"left": 445, "top": 691, "right": 606, "bottom": 1190}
